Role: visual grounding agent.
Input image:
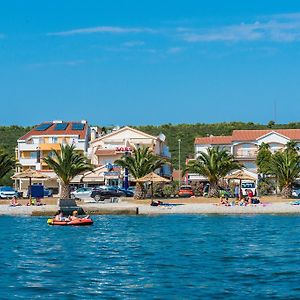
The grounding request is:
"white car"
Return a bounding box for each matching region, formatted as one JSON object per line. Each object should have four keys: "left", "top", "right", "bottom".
{"left": 241, "top": 182, "right": 256, "bottom": 196}
{"left": 71, "top": 187, "right": 93, "bottom": 200}
{"left": 0, "top": 186, "right": 18, "bottom": 199}
{"left": 292, "top": 188, "right": 300, "bottom": 198}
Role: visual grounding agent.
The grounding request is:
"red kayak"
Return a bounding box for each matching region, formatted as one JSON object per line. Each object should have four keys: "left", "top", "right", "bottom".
{"left": 47, "top": 218, "right": 93, "bottom": 226}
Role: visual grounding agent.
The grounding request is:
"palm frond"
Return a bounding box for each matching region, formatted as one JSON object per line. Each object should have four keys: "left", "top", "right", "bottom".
{"left": 43, "top": 144, "right": 93, "bottom": 185}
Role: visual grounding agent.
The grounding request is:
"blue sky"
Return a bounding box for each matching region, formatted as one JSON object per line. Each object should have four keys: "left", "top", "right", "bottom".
{"left": 1, "top": 1, "right": 300, "bottom": 126}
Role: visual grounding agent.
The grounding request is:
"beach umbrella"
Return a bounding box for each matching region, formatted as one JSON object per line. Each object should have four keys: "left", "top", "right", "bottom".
{"left": 12, "top": 169, "right": 50, "bottom": 200}
{"left": 225, "top": 170, "right": 256, "bottom": 200}
{"left": 137, "top": 172, "right": 170, "bottom": 198}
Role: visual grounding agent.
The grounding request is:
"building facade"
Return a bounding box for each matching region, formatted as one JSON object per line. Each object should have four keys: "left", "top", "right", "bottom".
{"left": 188, "top": 129, "right": 300, "bottom": 182}
{"left": 15, "top": 123, "right": 171, "bottom": 192}
{"left": 16, "top": 120, "right": 90, "bottom": 192}
{"left": 88, "top": 126, "right": 171, "bottom": 185}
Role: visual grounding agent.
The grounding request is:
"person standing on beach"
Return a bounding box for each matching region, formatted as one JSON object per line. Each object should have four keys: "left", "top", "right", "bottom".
{"left": 234, "top": 184, "right": 239, "bottom": 199}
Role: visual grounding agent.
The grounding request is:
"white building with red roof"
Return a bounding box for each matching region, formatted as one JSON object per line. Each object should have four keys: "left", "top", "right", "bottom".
{"left": 15, "top": 120, "right": 90, "bottom": 193}
{"left": 190, "top": 129, "right": 300, "bottom": 182}
{"left": 88, "top": 126, "right": 171, "bottom": 186}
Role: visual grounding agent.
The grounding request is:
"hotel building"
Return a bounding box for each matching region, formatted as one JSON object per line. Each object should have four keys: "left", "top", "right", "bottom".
{"left": 88, "top": 126, "right": 171, "bottom": 186}
{"left": 188, "top": 129, "right": 300, "bottom": 182}
{"left": 15, "top": 123, "right": 171, "bottom": 192}
{"left": 15, "top": 120, "right": 90, "bottom": 192}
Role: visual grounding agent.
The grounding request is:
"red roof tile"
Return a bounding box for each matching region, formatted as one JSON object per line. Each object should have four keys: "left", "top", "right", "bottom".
{"left": 19, "top": 122, "right": 88, "bottom": 140}
{"left": 195, "top": 129, "right": 300, "bottom": 145}
{"left": 232, "top": 129, "right": 300, "bottom": 141}
{"left": 194, "top": 136, "right": 232, "bottom": 145}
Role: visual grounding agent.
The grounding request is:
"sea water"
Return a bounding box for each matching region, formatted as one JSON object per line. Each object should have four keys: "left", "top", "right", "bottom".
{"left": 0, "top": 215, "right": 300, "bottom": 299}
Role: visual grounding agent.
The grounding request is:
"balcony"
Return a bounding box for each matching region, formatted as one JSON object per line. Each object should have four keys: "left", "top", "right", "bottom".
{"left": 18, "top": 143, "right": 39, "bottom": 151}
{"left": 19, "top": 158, "right": 38, "bottom": 166}
{"left": 39, "top": 143, "right": 61, "bottom": 151}
{"left": 234, "top": 150, "right": 257, "bottom": 159}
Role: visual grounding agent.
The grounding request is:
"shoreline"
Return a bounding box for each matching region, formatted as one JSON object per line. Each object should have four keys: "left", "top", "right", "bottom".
{"left": 1, "top": 201, "right": 300, "bottom": 216}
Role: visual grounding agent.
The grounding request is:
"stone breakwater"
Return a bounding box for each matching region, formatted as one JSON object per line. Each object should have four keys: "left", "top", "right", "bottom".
{"left": 1, "top": 202, "right": 300, "bottom": 216}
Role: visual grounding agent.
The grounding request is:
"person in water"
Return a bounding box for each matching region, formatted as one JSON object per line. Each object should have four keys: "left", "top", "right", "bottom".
{"left": 54, "top": 210, "right": 64, "bottom": 221}
{"left": 69, "top": 210, "right": 79, "bottom": 221}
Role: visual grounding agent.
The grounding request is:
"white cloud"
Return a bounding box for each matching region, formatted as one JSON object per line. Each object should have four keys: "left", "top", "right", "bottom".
{"left": 46, "top": 13, "right": 300, "bottom": 45}
{"left": 167, "top": 47, "right": 184, "bottom": 54}
{"left": 122, "top": 41, "right": 145, "bottom": 47}
{"left": 28, "top": 60, "right": 85, "bottom": 68}
{"left": 48, "top": 26, "right": 155, "bottom": 36}
{"left": 179, "top": 13, "right": 300, "bottom": 43}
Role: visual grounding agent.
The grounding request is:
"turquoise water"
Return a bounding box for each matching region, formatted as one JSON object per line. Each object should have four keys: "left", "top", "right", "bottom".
{"left": 1, "top": 215, "right": 300, "bottom": 299}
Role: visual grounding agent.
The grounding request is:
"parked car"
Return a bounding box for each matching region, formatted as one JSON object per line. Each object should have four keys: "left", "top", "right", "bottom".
{"left": 292, "top": 187, "right": 300, "bottom": 198}
{"left": 91, "top": 188, "right": 125, "bottom": 202}
{"left": 44, "top": 188, "right": 53, "bottom": 197}
{"left": 241, "top": 182, "right": 256, "bottom": 196}
{"left": 0, "top": 186, "right": 18, "bottom": 199}
{"left": 117, "top": 188, "right": 134, "bottom": 197}
{"left": 71, "top": 187, "right": 93, "bottom": 200}
{"left": 95, "top": 185, "right": 134, "bottom": 197}
{"left": 178, "top": 185, "right": 194, "bottom": 197}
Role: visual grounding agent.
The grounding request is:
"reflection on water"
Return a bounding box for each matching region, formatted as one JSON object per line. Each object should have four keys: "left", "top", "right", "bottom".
{"left": 1, "top": 215, "right": 300, "bottom": 299}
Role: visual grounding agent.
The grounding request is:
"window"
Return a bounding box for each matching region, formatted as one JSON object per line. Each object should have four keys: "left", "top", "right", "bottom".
{"left": 244, "top": 162, "right": 257, "bottom": 170}
{"left": 51, "top": 137, "right": 58, "bottom": 143}
{"left": 104, "top": 159, "right": 113, "bottom": 165}
{"left": 30, "top": 152, "right": 37, "bottom": 159}
{"left": 48, "top": 151, "right": 55, "bottom": 158}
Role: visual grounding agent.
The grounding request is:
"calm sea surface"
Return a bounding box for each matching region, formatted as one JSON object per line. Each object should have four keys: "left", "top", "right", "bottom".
{"left": 1, "top": 215, "right": 300, "bottom": 299}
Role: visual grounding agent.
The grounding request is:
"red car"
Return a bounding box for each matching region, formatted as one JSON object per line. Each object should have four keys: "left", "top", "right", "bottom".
{"left": 178, "top": 185, "right": 194, "bottom": 197}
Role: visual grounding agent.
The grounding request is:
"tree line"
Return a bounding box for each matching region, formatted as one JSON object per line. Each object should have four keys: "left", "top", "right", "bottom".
{"left": 1, "top": 121, "right": 300, "bottom": 187}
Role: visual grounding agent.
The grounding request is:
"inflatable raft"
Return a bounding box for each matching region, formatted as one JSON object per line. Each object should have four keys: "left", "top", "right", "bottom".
{"left": 47, "top": 218, "right": 93, "bottom": 226}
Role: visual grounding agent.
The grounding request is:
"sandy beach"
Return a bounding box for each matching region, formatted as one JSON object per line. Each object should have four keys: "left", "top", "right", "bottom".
{"left": 1, "top": 196, "right": 300, "bottom": 216}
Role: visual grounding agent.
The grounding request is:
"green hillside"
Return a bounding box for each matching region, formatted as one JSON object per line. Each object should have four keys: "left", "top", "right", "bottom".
{"left": 0, "top": 126, "right": 32, "bottom": 155}
{"left": 1, "top": 122, "right": 300, "bottom": 171}
{"left": 136, "top": 122, "right": 300, "bottom": 168}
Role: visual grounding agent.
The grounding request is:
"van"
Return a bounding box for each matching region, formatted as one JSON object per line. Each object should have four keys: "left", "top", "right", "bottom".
{"left": 241, "top": 181, "right": 256, "bottom": 196}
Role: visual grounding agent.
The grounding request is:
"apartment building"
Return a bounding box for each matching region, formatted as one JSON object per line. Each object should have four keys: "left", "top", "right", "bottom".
{"left": 88, "top": 126, "right": 171, "bottom": 185}
{"left": 16, "top": 120, "right": 90, "bottom": 192}
{"left": 188, "top": 129, "right": 300, "bottom": 182}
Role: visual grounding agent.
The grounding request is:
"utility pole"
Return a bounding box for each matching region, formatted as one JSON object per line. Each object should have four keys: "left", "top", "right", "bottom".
{"left": 274, "top": 100, "right": 277, "bottom": 124}
{"left": 178, "top": 139, "right": 181, "bottom": 187}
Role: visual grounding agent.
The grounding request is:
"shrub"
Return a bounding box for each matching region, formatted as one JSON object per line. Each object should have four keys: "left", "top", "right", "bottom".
{"left": 191, "top": 181, "right": 204, "bottom": 196}
{"left": 258, "top": 178, "right": 276, "bottom": 196}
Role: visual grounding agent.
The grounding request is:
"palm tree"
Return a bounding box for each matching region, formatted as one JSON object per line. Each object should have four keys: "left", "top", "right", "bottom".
{"left": 115, "top": 147, "right": 167, "bottom": 199}
{"left": 0, "top": 150, "right": 16, "bottom": 179}
{"left": 43, "top": 144, "right": 93, "bottom": 199}
{"left": 269, "top": 150, "right": 300, "bottom": 198}
{"left": 186, "top": 147, "right": 242, "bottom": 197}
{"left": 286, "top": 140, "right": 299, "bottom": 154}
{"left": 256, "top": 143, "right": 272, "bottom": 176}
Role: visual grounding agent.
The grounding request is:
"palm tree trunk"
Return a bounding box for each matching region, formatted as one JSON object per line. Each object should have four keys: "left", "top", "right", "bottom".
{"left": 281, "top": 185, "right": 292, "bottom": 199}
{"left": 134, "top": 182, "right": 144, "bottom": 199}
{"left": 60, "top": 182, "right": 70, "bottom": 199}
{"left": 208, "top": 181, "right": 219, "bottom": 198}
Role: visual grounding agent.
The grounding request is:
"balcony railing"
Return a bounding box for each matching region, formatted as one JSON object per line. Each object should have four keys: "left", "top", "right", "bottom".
{"left": 234, "top": 150, "right": 257, "bottom": 159}
{"left": 18, "top": 144, "right": 39, "bottom": 151}
{"left": 19, "top": 158, "right": 38, "bottom": 165}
